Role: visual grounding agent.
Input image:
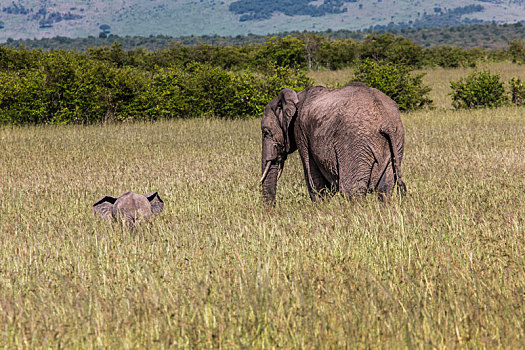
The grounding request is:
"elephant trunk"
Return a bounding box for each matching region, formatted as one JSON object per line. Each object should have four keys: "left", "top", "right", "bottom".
{"left": 261, "top": 161, "right": 280, "bottom": 203}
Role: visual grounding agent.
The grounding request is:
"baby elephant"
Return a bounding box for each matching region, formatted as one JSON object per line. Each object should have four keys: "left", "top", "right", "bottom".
{"left": 93, "top": 191, "right": 164, "bottom": 223}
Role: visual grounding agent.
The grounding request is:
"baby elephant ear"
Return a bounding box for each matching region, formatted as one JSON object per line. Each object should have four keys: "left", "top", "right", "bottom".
{"left": 144, "top": 192, "right": 164, "bottom": 215}
{"left": 93, "top": 196, "right": 118, "bottom": 218}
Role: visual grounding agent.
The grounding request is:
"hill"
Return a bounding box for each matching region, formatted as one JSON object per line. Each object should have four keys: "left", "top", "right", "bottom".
{"left": 2, "top": 0, "right": 525, "bottom": 42}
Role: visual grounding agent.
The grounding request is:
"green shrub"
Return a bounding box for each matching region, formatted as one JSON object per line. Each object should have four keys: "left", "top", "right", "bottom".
{"left": 139, "top": 63, "right": 246, "bottom": 118}
{"left": 450, "top": 70, "right": 506, "bottom": 109}
{"left": 424, "top": 46, "right": 478, "bottom": 68}
{"left": 0, "top": 45, "right": 42, "bottom": 71}
{"left": 507, "top": 39, "right": 525, "bottom": 63}
{"left": 0, "top": 69, "right": 48, "bottom": 124}
{"left": 0, "top": 50, "right": 150, "bottom": 124}
{"left": 252, "top": 36, "right": 306, "bottom": 69}
{"left": 0, "top": 42, "right": 314, "bottom": 125}
{"left": 139, "top": 62, "right": 312, "bottom": 119}
{"left": 353, "top": 59, "right": 432, "bottom": 111}
{"left": 359, "top": 33, "right": 425, "bottom": 68}
{"left": 509, "top": 77, "right": 525, "bottom": 106}
{"left": 317, "top": 38, "right": 358, "bottom": 70}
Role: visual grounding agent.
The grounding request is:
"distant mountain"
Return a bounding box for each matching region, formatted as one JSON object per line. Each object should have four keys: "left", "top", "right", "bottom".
{"left": 2, "top": 0, "right": 525, "bottom": 43}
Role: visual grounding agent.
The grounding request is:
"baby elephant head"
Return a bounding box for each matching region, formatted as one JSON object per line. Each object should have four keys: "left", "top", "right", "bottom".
{"left": 93, "top": 191, "right": 164, "bottom": 223}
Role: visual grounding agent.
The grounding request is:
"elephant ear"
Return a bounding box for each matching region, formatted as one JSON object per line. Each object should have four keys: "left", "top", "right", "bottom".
{"left": 93, "top": 195, "right": 117, "bottom": 218}
{"left": 276, "top": 88, "right": 299, "bottom": 154}
{"left": 144, "top": 192, "right": 164, "bottom": 215}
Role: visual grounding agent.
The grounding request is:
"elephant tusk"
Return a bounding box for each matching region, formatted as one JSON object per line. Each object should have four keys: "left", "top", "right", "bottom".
{"left": 260, "top": 161, "right": 272, "bottom": 183}
{"left": 277, "top": 162, "right": 284, "bottom": 180}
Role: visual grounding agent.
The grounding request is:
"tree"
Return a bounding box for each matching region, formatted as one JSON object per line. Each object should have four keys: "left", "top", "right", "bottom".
{"left": 353, "top": 59, "right": 432, "bottom": 111}
{"left": 253, "top": 36, "right": 306, "bottom": 69}
{"left": 99, "top": 24, "right": 111, "bottom": 34}
{"left": 360, "top": 33, "right": 424, "bottom": 68}
{"left": 300, "top": 33, "right": 325, "bottom": 70}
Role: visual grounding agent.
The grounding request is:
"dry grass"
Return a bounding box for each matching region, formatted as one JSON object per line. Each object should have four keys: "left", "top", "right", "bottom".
{"left": 1, "top": 64, "right": 525, "bottom": 348}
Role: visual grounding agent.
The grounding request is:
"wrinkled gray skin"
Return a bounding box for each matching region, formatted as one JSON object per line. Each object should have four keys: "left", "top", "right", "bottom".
{"left": 93, "top": 191, "right": 164, "bottom": 223}
{"left": 261, "top": 82, "right": 406, "bottom": 203}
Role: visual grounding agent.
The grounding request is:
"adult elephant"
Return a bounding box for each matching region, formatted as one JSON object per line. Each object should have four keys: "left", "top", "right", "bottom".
{"left": 260, "top": 82, "right": 406, "bottom": 203}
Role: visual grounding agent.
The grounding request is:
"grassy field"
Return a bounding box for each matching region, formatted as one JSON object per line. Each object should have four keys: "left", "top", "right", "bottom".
{"left": 1, "top": 64, "right": 525, "bottom": 347}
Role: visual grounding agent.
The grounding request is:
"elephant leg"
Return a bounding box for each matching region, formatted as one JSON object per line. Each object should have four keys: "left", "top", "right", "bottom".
{"left": 371, "top": 150, "right": 396, "bottom": 200}
{"left": 300, "top": 151, "right": 331, "bottom": 201}
{"left": 338, "top": 157, "right": 374, "bottom": 199}
{"left": 375, "top": 162, "right": 395, "bottom": 198}
{"left": 340, "top": 179, "right": 368, "bottom": 198}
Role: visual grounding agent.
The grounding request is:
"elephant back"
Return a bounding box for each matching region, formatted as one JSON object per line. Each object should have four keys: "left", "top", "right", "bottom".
{"left": 113, "top": 192, "right": 153, "bottom": 222}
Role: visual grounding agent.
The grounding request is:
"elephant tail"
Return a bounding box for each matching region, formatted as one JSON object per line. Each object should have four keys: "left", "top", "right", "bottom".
{"left": 377, "top": 125, "right": 407, "bottom": 196}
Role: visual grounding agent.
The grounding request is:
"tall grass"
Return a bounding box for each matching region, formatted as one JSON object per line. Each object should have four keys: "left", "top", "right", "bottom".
{"left": 0, "top": 65, "right": 524, "bottom": 347}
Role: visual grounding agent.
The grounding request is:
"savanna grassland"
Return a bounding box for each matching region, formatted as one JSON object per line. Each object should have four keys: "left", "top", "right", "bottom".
{"left": 1, "top": 64, "right": 525, "bottom": 348}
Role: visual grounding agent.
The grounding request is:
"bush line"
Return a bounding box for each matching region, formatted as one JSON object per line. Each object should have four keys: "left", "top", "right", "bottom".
{"left": 2, "top": 34, "right": 525, "bottom": 124}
